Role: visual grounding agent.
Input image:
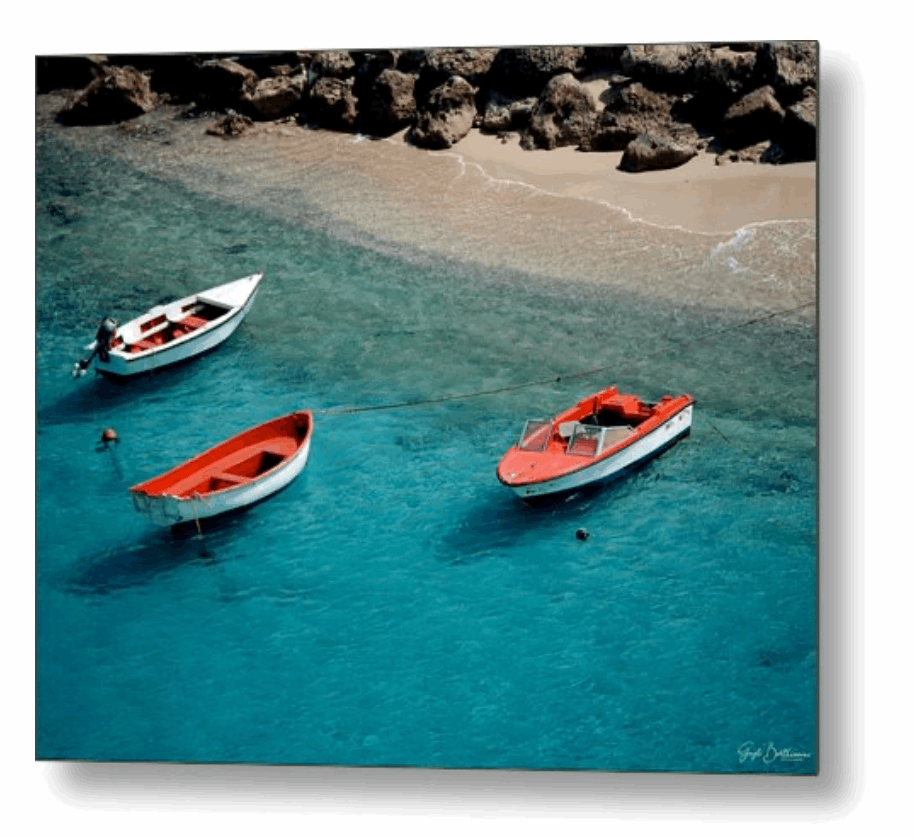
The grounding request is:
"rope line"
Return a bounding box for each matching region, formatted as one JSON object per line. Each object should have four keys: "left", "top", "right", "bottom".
{"left": 312, "top": 300, "right": 815, "bottom": 418}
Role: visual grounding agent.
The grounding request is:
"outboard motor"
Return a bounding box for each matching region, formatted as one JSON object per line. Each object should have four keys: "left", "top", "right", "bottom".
{"left": 73, "top": 315, "right": 118, "bottom": 378}
{"left": 95, "top": 316, "right": 118, "bottom": 362}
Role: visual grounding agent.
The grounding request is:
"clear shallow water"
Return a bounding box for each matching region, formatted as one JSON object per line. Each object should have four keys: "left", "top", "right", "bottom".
{"left": 36, "top": 129, "right": 816, "bottom": 773}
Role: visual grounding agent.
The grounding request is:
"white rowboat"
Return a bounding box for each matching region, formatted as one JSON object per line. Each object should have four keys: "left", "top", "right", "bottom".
{"left": 130, "top": 410, "right": 313, "bottom": 527}
{"left": 76, "top": 271, "right": 263, "bottom": 379}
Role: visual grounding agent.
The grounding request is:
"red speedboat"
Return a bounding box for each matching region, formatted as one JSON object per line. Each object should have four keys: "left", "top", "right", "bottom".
{"left": 497, "top": 385, "right": 694, "bottom": 501}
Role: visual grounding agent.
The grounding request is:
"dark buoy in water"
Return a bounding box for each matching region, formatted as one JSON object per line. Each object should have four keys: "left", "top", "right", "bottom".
{"left": 576, "top": 528, "right": 589, "bottom": 541}
{"left": 101, "top": 427, "right": 118, "bottom": 445}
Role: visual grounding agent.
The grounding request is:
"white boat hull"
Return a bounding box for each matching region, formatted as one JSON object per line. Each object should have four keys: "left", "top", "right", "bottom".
{"left": 90, "top": 273, "right": 262, "bottom": 378}
{"left": 509, "top": 404, "right": 693, "bottom": 500}
{"left": 132, "top": 435, "right": 312, "bottom": 527}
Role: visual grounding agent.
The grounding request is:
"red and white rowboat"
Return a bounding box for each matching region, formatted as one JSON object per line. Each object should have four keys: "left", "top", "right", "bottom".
{"left": 497, "top": 385, "right": 694, "bottom": 501}
{"left": 76, "top": 271, "right": 263, "bottom": 379}
{"left": 130, "top": 410, "right": 313, "bottom": 527}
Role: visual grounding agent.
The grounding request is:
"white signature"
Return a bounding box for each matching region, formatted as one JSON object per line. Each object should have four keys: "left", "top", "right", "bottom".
{"left": 738, "top": 741, "right": 812, "bottom": 765}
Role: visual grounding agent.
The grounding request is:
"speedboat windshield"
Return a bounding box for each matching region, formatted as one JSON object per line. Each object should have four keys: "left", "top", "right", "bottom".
{"left": 518, "top": 420, "right": 552, "bottom": 452}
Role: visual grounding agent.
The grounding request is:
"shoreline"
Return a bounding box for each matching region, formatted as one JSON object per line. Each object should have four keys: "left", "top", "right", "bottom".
{"left": 400, "top": 127, "right": 816, "bottom": 236}
{"left": 36, "top": 95, "right": 817, "bottom": 325}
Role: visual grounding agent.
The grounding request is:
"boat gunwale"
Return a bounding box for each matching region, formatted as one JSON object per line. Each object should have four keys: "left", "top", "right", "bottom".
{"left": 100, "top": 273, "right": 262, "bottom": 364}
{"left": 130, "top": 410, "right": 314, "bottom": 501}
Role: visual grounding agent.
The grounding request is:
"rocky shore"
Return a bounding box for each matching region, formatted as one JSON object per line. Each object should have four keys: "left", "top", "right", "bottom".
{"left": 36, "top": 42, "right": 817, "bottom": 173}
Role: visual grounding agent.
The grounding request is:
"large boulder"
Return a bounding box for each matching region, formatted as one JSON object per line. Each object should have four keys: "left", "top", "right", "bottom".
{"left": 619, "top": 43, "right": 706, "bottom": 93}
{"left": 720, "top": 85, "right": 786, "bottom": 149}
{"left": 693, "top": 46, "right": 758, "bottom": 97}
{"left": 521, "top": 73, "right": 596, "bottom": 150}
{"left": 242, "top": 72, "right": 307, "bottom": 120}
{"left": 309, "top": 50, "right": 356, "bottom": 79}
{"left": 756, "top": 41, "right": 817, "bottom": 101}
{"left": 584, "top": 82, "right": 679, "bottom": 151}
{"left": 361, "top": 68, "right": 417, "bottom": 135}
{"left": 60, "top": 65, "right": 157, "bottom": 124}
{"left": 619, "top": 130, "right": 699, "bottom": 172}
{"left": 780, "top": 87, "right": 817, "bottom": 161}
{"left": 195, "top": 59, "right": 258, "bottom": 109}
{"left": 352, "top": 50, "right": 400, "bottom": 100}
{"left": 487, "top": 46, "right": 586, "bottom": 95}
{"left": 418, "top": 47, "right": 498, "bottom": 95}
{"left": 308, "top": 76, "right": 359, "bottom": 129}
{"left": 410, "top": 75, "right": 477, "bottom": 149}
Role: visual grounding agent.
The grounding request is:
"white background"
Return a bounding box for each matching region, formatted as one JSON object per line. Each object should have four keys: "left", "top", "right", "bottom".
{"left": 13, "top": 4, "right": 891, "bottom": 835}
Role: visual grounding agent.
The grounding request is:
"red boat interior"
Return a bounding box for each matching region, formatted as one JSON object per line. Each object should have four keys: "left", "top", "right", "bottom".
{"left": 518, "top": 388, "right": 656, "bottom": 455}
{"left": 498, "top": 387, "right": 692, "bottom": 486}
{"left": 110, "top": 300, "right": 231, "bottom": 354}
{"left": 132, "top": 413, "right": 312, "bottom": 499}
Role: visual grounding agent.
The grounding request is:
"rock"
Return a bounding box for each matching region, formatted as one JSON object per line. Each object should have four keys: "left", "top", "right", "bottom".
{"left": 693, "top": 46, "right": 758, "bottom": 97}
{"left": 410, "top": 75, "right": 477, "bottom": 149}
{"left": 521, "top": 73, "right": 596, "bottom": 150}
{"left": 361, "top": 68, "right": 417, "bottom": 135}
{"left": 781, "top": 87, "right": 816, "bottom": 160}
{"left": 195, "top": 59, "right": 258, "bottom": 110}
{"left": 488, "top": 46, "right": 586, "bottom": 95}
{"left": 309, "top": 76, "right": 359, "bottom": 129}
{"left": 37, "top": 55, "right": 106, "bottom": 93}
{"left": 419, "top": 47, "right": 498, "bottom": 99}
{"left": 60, "top": 65, "right": 157, "bottom": 124}
{"left": 585, "top": 82, "right": 679, "bottom": 151}
{"left": 242, "top": 72, "right": 307, "bottom": 119}
{"left": 619, "top": 130, "right": 698, "bottom": 172}
{"left": 720, "top": 85, "right": 786, "bottom": 149}
{"left": 756, "top": 41, "right": 817, "bottom": 101}
{"left": 620, "top": 43, "right": 706, "bottom": 93}
{"left": 309, "top": 50, "right": 356, "bottom": 79}
{"left": 582, "top": 46, "right": 626, "bottom": 73}
{"left": 232, "top": 51, "right": 307, "bottom": 78}
{"left": 352, "top": 50, "right": 401, "bottom": 100}
{"left": 140, "top": 54, "right": 207, "bottom": 103}
{"left": 478, "top": 90, "right": 536, "bottom": 133}
{"left": 206, "top": 113, "right": 253, "bottom": 138}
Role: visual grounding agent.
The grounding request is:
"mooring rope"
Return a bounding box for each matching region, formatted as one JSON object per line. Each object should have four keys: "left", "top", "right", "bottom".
{"left": 312, "top": 300, "right": 815, "bottom": 419}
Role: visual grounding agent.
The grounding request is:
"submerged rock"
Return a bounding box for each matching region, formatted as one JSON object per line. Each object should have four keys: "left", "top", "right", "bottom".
{"left": 206, "top": 112, "right": 254, "bottom": 138}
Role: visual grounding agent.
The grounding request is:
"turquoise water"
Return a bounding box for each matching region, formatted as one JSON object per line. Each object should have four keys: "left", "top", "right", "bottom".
{"left": 36, "top": 129, "right": 817, "bottom": 773}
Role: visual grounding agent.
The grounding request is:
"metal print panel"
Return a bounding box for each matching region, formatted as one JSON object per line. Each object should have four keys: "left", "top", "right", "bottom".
{"left": 36, "top": 41, "right": 818, "bottom": 774}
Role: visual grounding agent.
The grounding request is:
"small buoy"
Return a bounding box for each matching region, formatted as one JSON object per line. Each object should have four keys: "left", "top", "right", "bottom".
{"left": 575, "top": 528, "right": 589, "bottom": 541}
{"left": 101, "top": 427, "right": 118, "bottom": 444}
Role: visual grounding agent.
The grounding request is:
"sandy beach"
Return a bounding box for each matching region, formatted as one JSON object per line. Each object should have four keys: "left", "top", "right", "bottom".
{"left": 431, "top": 129, "right": 816, "bottom": 235}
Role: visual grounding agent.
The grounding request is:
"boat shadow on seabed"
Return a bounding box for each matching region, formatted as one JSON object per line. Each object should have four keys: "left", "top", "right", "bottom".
{"left": 58, "top": 517, "right": 249, "bottom": 596}
{"left": 38, "top": 355, "right": 210, "bottom": 428}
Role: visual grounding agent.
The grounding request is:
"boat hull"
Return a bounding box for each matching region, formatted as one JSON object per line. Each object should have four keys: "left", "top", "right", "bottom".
{"left": 499, "top": 399, "right": 693, "bottom": 500}
{"left": 91, "top": 273, "right": 262, "bottom": 379}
